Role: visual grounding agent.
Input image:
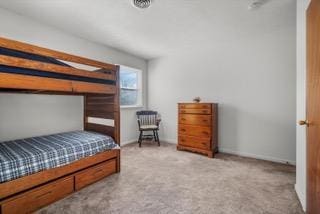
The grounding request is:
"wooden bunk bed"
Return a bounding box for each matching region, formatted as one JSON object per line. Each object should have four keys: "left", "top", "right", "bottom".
{"left": 0, "top": 37, "right": 120, "bottom": 214}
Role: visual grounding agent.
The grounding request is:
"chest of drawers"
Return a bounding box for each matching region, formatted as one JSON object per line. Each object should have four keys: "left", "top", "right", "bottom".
{"left": 177, "top": 103, "right": 218, "bottom": 158}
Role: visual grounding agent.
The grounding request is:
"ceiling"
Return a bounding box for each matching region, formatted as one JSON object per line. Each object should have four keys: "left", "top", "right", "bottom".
{"left": 0, "top": 0, "right": 295, "bottom": 59}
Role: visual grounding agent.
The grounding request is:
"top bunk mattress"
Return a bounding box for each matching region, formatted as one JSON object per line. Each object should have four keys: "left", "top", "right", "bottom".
{"left": 0, "top": 131, "right": 118, "bottom": 183}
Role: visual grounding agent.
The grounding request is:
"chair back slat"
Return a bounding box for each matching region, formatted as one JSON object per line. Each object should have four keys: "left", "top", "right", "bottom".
{"left": 136, "top": 111, "right": 158, "bottom": 126}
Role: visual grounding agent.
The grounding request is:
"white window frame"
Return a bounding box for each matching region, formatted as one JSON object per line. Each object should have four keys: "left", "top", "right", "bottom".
{"left": 119, "top": 65, "right": 143, "bottom": 108}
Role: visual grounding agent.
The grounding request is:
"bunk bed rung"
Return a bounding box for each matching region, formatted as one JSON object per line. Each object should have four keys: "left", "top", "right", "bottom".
{"left": 85, "top": 123, "right": 115, "bottom": 138}
{"left": 86, "top": 110, "right": 115, "bottom": 119}
{"left": 86, "top": 102, "right": 115, "bottom": 110}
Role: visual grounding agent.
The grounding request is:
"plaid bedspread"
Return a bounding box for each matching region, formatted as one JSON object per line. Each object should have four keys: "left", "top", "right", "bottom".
{"left": 0, "top": 131, "right": 118, "bottom": 183}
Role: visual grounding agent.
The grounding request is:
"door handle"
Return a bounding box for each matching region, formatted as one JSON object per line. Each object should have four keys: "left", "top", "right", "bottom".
{"left": 298, "top": 120, "right": 310, "bottom": 127}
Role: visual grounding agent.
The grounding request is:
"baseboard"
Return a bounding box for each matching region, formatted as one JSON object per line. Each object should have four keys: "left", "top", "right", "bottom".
{"left": 121, "top": 139, "right": 136, "bottom": 145}
{"left": 146, "top": 139, "right": 296, "bottom": 165}
{"left": 162, "top": 139, "right": 177, "bottom": 144}
{"left": 218, "top": 148, "right": 296, "bottom": 165}
{"left": 122, "top": 138, "right": 176, "bottom": 145}
{"left": 295, "top": 184, "right": 306, "bottom": 211}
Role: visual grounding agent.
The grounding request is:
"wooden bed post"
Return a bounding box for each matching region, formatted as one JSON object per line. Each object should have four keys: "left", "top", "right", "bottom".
{"left": 114, "top": 65, "right": 120, "bottom": 145}
{"left": 114, "top": 65, "right": 121, "bottom": 172}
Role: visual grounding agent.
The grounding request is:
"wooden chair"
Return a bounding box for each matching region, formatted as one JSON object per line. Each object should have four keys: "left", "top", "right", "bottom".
{"left": 136, "top": 111, "right": 161, "bottom": 147}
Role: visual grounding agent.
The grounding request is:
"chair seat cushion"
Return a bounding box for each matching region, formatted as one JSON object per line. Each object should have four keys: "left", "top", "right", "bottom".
{"left": 140, "top": 125, "right": 158, "bottom": 130}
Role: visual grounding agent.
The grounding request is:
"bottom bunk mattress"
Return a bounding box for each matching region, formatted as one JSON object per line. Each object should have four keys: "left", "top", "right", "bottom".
{"left": 0, "top": 131, "right": 118, "bottom": 183}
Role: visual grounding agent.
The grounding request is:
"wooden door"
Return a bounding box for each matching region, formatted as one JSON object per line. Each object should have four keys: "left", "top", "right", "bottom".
{"left": 306, "top": 0, "right": 320, "bottom": 213}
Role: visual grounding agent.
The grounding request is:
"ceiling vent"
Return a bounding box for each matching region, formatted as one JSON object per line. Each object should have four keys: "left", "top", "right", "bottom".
{"left": 248, "top": 0, "right": 269, "bottom": 10}
{"left": 132, "top": 0, "right": 152, "bottom": 9}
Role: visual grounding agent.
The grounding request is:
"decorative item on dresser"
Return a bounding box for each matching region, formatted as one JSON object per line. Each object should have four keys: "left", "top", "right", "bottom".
{"left": 177, "top": 103, "right": 218, "bottom": 158}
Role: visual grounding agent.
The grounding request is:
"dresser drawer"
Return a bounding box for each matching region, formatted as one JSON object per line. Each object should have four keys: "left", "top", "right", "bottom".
{"left": 1, "top": 177, "right": 74, "bottom": 214}
{"left": 179, "top": 114, "right": 211, "bottom": 126}
{"left": 179, "top": 103, "right": 211, "bottom": 109}
{"left": 178, "top": 135, "right": 211, "bottom": 150}
{"left": 179, "top": 125, "right": 211, "bottom": 138}
{"left": 75, "top": 159, "right": 116, "bottom": 190}
{"left": 179, "top": 108, "right": 211, "bottom": 114}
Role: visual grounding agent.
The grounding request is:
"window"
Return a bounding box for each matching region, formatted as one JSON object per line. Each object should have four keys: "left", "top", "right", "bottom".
{"left": 120, "top": 66, "right": 142, "bottom": 107}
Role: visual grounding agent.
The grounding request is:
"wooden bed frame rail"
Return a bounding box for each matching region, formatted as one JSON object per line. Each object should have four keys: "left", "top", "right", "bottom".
{"left": 0, "top": 37, "right": 117, "bottom": 71}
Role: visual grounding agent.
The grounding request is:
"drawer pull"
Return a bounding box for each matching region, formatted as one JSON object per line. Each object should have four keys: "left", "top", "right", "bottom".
{"left": 203, "top": 120, "right": 208, "bottom": 122}
{"left": 35, "top": 191, "right": 52, "bottom": 199}
{"left": 181, "top": 129, "right": 186, "bottom": 132}
{"left": 202, "top": 131, "right": 209, "bottom": 135}
{"left": 181, "top": 139, "right": 185, "bottom": 142}
{"left": 181, "top": 118, "right": 186, "bottom": 121}
{"left": 181, "top": 110, "right": 186, "bottom": 113}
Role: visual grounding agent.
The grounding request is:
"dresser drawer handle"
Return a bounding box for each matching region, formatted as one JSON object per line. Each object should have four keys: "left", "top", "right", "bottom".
{"left": 181, "top": 139, "right": 185, "bottom": 142}
{"left": 35, "top": 191, "right": 53, "bottom": 199}
{"left": 202, "top": 131, "right": 209, "bottom": 135}
{"left": 181, "top": 118, "right": 186, "bottom": 121}
{"left": 181, "top": 110, "right": 186, "bottom": 113}
{"left": 181, "top": 129, "right": 186, "bottom": 132}
{"left": 202, "top": 120, "right": 208, "bottom": 122}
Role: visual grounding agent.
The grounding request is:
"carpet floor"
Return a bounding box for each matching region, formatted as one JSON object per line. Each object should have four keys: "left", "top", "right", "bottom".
{"left": 38, "top": 142, "right": 304, "bottom": 214}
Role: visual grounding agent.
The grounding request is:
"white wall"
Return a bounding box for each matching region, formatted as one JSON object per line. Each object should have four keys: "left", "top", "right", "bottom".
{"left": 0, "top": 8, "right": 147, "bottom": 143}
{"left": 295, "top": 0, "right": 311, "bottom": 211}
{"left": 148, "top": 2, "right": 296, "bottom": 164}
{"left": 0, "top": 94, "right": 83, "bottom": 140}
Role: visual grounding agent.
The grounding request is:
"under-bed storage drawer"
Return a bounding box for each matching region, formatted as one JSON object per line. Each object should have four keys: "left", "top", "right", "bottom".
{"left": 1, "top": 177, "right": 74, "bottom": 214}
{"left": 75, "top": 159, "right": 116, "bottom": 190}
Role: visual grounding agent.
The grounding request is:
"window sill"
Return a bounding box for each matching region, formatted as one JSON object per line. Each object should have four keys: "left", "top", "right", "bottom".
{"left": 120, "top": 105, "right": 144, "bottom": 109}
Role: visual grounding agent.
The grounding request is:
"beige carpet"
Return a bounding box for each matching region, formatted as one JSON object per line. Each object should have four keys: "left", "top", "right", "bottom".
{"left": 38, "top": 142, "right": 303, "bottom": 214}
